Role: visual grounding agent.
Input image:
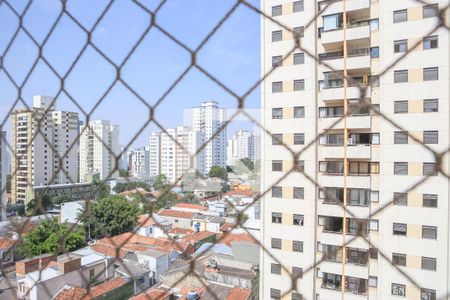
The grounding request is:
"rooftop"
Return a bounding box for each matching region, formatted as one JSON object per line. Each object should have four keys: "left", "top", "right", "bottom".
{"left": 179, "top": 231, "right": 216, "bottom": 244}
{"left": 158, "top": 209, "right": 193, "bottom": 219}
{"left": 137, "top": 214, "right": 170, "bottom": 228}
{"left": 54, "top": 277, "right": 127, "bottom": 300}
{"left": 172, "top": 202, "right": 207, "bottom": 211}
{"left": 218, "top": 233, "right": 258, "bottom": 247}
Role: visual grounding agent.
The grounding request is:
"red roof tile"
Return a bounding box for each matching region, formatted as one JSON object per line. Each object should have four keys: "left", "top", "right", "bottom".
{"left": 219, "top": 223, "right": 235, "bottom": 232}
{"left": 0, "top": 238, "right": 15, "bottom": 250}
{"left": 130, "top": 288, "right": 171, "bottom": 300}
{"left": 173, "top": 203, "right": 207, "bottom": 211}
{"left": 168, "top": 227, "right": 194, "bottom": 235}
{"left": 180, "top": 231, "right": 216, "bottom": 244}
{"left": 158, "top": 209, "right": 193, "bottom": 219}
{"left": 54, "top": 277, "right": 126, "bottom": 300}
{"left": 218, "top": 233, "right": 258, "bottom": 247}
{"left": 227, "top": 287, "right": 251, "bottom": 300}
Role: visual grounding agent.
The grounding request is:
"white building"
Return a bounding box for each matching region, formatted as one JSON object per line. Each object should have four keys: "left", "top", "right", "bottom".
{"left": 0, "top": 131, "right": 7, "bottom": 220}
{"left": 129, "top": 147, "right": 150, "bottom": 177}
{"left": 79, "top": 120, "right": 120, "bottom": 181}
{"left": 192, "top": 101, "right": 227, "bottom": 175}
{"left": 260, "top": 1, "right": 449, "bottom": 300}
{"left": 149, "top": 132, "right": 161, "bottom": 176}
{"left": 227, "top": 130, "right": 260, "bottom": 166}
{"left": 11, "top": 96, "right": 79, "bottom": 205}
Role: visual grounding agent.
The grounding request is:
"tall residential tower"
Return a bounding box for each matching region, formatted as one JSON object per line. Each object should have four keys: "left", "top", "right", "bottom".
{"left": 260, "top": 1, "right": 449, "bottom": 299}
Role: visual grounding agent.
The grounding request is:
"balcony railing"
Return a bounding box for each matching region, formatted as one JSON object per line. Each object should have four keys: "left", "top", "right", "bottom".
{"left": 319, "top": 48, "right": 369, "bottom": 61}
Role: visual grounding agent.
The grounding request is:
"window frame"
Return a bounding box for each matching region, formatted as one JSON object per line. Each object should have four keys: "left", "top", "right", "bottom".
{"left": 272, "top": 30, "right": 283, "bottom": 42}
{"left": 393, "top": 9, "right": 408, "bottom": 23}
{"left": 394, "top": 39, "right": 408, "bottom": 53}
{"left": 272, "top": 5, "right": 282, "bottom": 17}
{"left": 423, "top": 67, "right": 439, "bottom": 81}
{"left": 394, "top": 70, "right": 408, "bottom": 83}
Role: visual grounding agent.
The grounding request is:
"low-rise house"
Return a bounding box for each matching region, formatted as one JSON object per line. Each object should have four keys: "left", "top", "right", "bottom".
{"left": 167, "top": 227, "right": 194, "bottom": 240}
{"left": 157, "top": 209, "right": 193, "bottom": 230}
{"left": 179, "top": 231, "right": 217, "bottom": 251}
{"left": 119, "top": 188, "right": 152, "bottom": 201}
{"left": 171, "top": 202, "right": 207, "bottom": 214}
{"left": 16, "top": 249, "right": 114, "bottom": 300}
{"left": 53, "top": 277, "right": 134, "bottom": 300}
{"left": 136, "top": 214, "right": 171, "bottom": 238}
{"left": 192, "top": 214, "right": 225, "bottom": 233}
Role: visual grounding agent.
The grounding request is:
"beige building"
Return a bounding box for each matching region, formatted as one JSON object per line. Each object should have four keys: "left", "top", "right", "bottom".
{"left": 79, "top": 120, "right": 119, "bottom": 181}
{"left": 11, "top": 96, "right": 79, "bottom": 205}
{"left": 0, "top": 131, "right": 6, "bottom": 220}
{"left": 260, "top": 1, "right": 449, "bottom": 300}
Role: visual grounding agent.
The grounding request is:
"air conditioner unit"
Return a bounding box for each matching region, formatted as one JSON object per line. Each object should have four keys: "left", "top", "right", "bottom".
{"left": 348, "top": 138, "right": 355, "bottom": 145}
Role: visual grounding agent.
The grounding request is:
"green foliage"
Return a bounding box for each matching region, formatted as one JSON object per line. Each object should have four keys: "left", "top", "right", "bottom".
{"left": 153, "top": 174, "right": 170, "bottom": 192}
{"left": 52, "top": 194, "right": 73, "bottom": 205}
{"left": 118, "top": 169, "right": 129, "bottom": 177}
{"left": 19, "top": 218, "right": 85, "bottom": 258}
{"left": 26, "top": 195, "right": 52, "bottom": 216}
{"left": 93, "top": 180, "right": 111, "bottom": 200}
{"left": 208, "top": 166, "right": 228, "bottom": 181}
{"left": 79, "top": 195, "right": 140, "bottom": 239}
{"left": 7, "top": 203, "right": 25, "bottom": 216}
{"left": 149, "top": 190, "right": 179, "bottom": 213}
{"left": 240, "top": 158, "right": 254, "bottom": 171}
{"left": 113, "top": 182, "right": 152, "bottom": 194}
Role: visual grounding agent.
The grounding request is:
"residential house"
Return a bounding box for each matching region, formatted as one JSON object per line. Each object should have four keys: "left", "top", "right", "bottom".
{"left": 135, "top": 214, "right": 172, "bottom": 238}
{"left": 157, "top": 209, "right": 193, "bottom": 230}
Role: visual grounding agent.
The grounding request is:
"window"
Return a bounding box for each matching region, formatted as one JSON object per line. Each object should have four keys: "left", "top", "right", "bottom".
{"left": 271, "top": 288, "right": 281, "bottom": 299}
{"left": 294, "top": 79, "right": 305, "bottom": 91}
{"left": 394, "top": 131, "right": 408, "bottom": 144}
{"left": 292, "top": 267, "right": 303, "bottom": 279}
{"left": 393, "top": 223, "right": 407, "bottom": 236}
{"left": 323, "top": 14, "right": 343, "bottom": 31}
{"left": 294, "top": 133, "right": 305, "bottom": 145}
{"left": 423, "top": 36, "right": 438, "bottom": 49}
{"left": 424, "top": 67, "right": 438, "bottom": 81}
{"left": 295, "top": 160, "right": 305, "bottom": 172}
{"left": 271, "top": 238, "right": 282, "bottom": 249}
{"left": 293, "top": 53, "right": 304, "bottom": 64}
{"left": 370, "top": 18, "right": 379, "bottom": 30}
{"left": 272, "top": 212, "right": 282, "bottom": 223}
{"left": 394, "top": 100, "right": 408, "bottom": 113}
{"left": 272, "top": 108, "right": 283, "bottom": 119}
{"left": 294, "top": 106, "right": 305, "bottom": 118}
{"left": 369, "top": 248, "right": 378, "bottom": 260}
{"left": 392, "top": 283, "right": 406, "bottom": 297}
{"left": 272, "top": 5, "right": 282, "bottom": 17}
{"left": 394, "top": 162, "right": 408, "bottom": 175}
{"left": 272, "top": 134, "right": 283, "bottom": 145}
{"left": 393, "top": 9, "right": 407, "bottom": 23}
{"left": 272, "top": 30, "right": 282, "bottom": 42}
{"left": 293, "top": 26, "right": 304, "bottom": 38}
{"left": 394, "top": 40, "right": 408, "bottom": 53}
{"left": 291, "top": 292, "right": 302, "bottom": 300}
{"left": 293, "top": 240, "right": 303, "bottom": 252}
{"left": 392, "top": 253, "right": 407, "bottom": 266}
{"left": 293, "top": 1, "right": 304, "bottom": 12}
{"left": 393, "top": 193, "right": 408, "bottom": 206}
{"left": 423, "top": 163, "right": 437, "bottom": 176}
{"left": 423, "top": 99, "right": 438, "bottom": 112}
{"left": 423, "top": 4, "right": 438, "bottom": 18}
{"left": 271, "top": 263, "right": 281, "bottom": 274}
{"left": 272, "top": 186, "right": 282, "bottom": 198}
{"left": 272, "top": 81, "right": 283, "bottom": 93}
{"left": 89, "top": 268, "right": 95, "bottom": 279}
{"left": 293, "top": 187, "right": 304, "bottom": 199}
{"left": 422, "top": 225, "right": 437, "bottom": 239}
{"left": 370, "top": 47, "right": 379, "bottom": 58}
{"left": 423, "top": 131, "right": 438, "bottom": 144}
{"left": 272, "top": 160, "right": 283, "bottom": 171}
{"left": 394, "top": 70, "right": 408, "bottom": 83}
{"left": 138, "top": 276, "right": 145, "bottom": 284}
{"left": 421, "top": 289, "right": 436, "bottom": 300}
{"left": 421, "top": 257, "right": 436, "bottom": 271}
{"left": 423, "top": 194, "right": 438, "bottom": 208}
{"left": 293, "top": 214, "right": 304, "bottom": 226}
{"left": 272, "top": 55, "right": 282, "bottom": 67}
{"left": 369, "top": 276, "right": 378, "bottom": 287}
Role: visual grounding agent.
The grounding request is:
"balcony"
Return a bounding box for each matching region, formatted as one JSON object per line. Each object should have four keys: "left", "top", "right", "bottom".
{"left": 320, "top": 48, "right": 371, "bottom": 72}
{"left": 319, "top": 115, "right": 371, "bottom": 130}
{"left": 321, "top": 272, "right": 368, "bottom": 296}
{"left": 320, "top": 85, "right": 370, "bottom": 102}
{"left": 321, "top": 23, "right": 370, "bottom": 47}
{"left": 320, "top": 145, "right": 371, "bottom": 159}
{"left": 319, "top": 0, "right": 370, "bottom": 15}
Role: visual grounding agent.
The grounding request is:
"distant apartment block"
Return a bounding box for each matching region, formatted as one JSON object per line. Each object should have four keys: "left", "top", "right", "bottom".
{"left": 260, "top": 1, "right": 449, "bottom": 299}
{"left": 11, "top": 96, "right": 79, "bottom": 204}
{"left": 192, "top": 101, "right": 227, "bottom": 175}
{"left": 0, "top": 131, "right": 7, "bottom": 220}
{"left": 227, "top": 130, "right": 261, "bottom": 166}
{"left": 79, "top": 120, "right": 120, "bottom": 181}
{"left": 129, "top": 147, "right": 150, "bottom": 177}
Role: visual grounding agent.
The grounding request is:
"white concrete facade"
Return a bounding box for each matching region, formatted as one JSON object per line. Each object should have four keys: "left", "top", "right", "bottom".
{"left": 79, "top": 120, "right": 120, "bottom": 181}
{"left": 260, "top": 1, "right": 450, "bottom": 300}
{"left": 0, "top": 131, "right": 7, "bottom": 221}
{"left": 227, "top": 130, "right": 260, "bottom": 166}
{"left": 11, "top": 96, "right": 79, "bottom": 205}
{"left": 129, "top": 147, "right": 150, "bottom": 177}
{"left": 192, "top": 101, "right": 227, "bottom": 175}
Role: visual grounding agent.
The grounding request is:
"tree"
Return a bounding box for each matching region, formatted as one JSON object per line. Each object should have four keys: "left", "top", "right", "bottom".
{"left": 149, "top": 191, "right": 179, "bottom": 213}
{"left": 118, "top": 169, "right": 129, "bottom": 177}
{"left": 18, "top": 218, "right": 85, "bottom": 258}
{"left": 113, "top": 182, "right": 152, "bottom": 194}
{"left": 240, "top": 158, "right": 254, "bottom": 172}
{"left": 153, "top": 174, "right": 170, "bottom": 192}
{"left": 92, "top": 180, "right": 111, "bottom": 200}
{"left": 7, "top": 203, "right": 25, "bottom": 216}
{"left": 52, "top": 194, "right": 72, "bottom": 205}
{"left": 26, "top": 195, "right": 52, "bottom": 216}
{"left": 208, "top": 166, "right": 228, "bottom": 181}
{"left": 79, "top": 195, "right": 140, "bottom": 239}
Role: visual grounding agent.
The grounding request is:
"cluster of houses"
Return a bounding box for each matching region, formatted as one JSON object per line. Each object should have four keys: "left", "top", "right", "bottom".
{"left": 0, "top": 189, "right": 261, "bottom": 299}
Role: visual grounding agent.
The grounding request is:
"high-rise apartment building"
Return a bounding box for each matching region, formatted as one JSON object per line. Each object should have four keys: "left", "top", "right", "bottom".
{"left": 149, "top": 132, "right": 161, "bottom": 177}
{"left": 261, "top": 1, "right": 449, "bottom": 299}
{"left": 11, "top": 96, "right": 79, "bottom": 204}
{"left": 129, "top": 147, "right": 150, "bottom": 177}
{"left": 79, "top": 120, "right": 120, "bottom": 181}
{"left": 227, "top": 130, "right": 261, "bottom": 166}
{"left": 192, "top": 101, "right": 227, "bottom": 175}
{"left": 0, "top": 131, "right": 7, "bottom": 220}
